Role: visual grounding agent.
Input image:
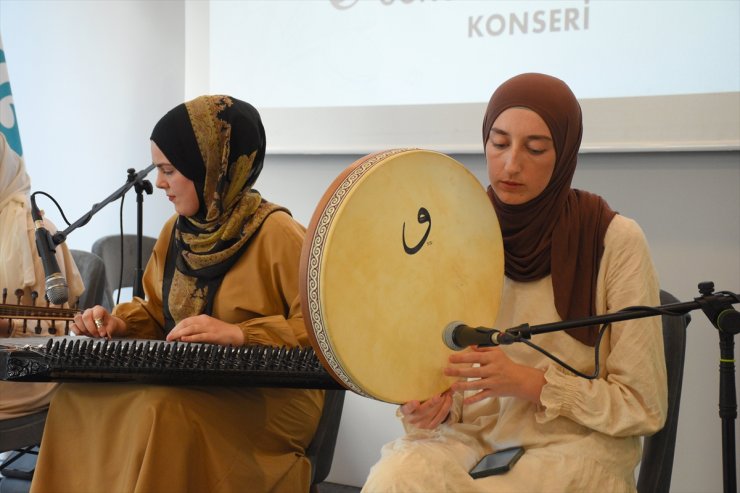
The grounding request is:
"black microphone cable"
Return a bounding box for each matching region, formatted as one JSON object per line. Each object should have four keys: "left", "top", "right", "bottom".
{"left": 30, "top": 191, "right": 78, "bottom": 230}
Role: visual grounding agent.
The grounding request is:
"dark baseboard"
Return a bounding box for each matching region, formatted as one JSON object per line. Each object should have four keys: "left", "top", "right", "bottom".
{"left": 317, "top": 481, "right": 363, "bottom": 493}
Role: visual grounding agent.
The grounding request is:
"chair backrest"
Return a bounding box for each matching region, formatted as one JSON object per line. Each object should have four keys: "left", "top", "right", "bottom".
{"left": 70, "top": 249, "right": 113, "bottom": 311}
{"left": 0, "top": 410, "right": 47, "bottom": 491}
{"left": 637, "top": 289, "right": 690, "bottom": 493}
{"left": 0, "top": 410, "right": 47, "bottom": 453}
{"left": 306, "top": 389, "right": 346, "bottom": 489}
{"left": 91, "top": 234, "right": 157, "bottom": 298}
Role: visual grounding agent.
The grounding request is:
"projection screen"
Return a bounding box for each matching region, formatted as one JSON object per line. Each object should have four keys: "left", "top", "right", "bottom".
{"left": 204, "top": 0, "right": 740, "bottom": 154}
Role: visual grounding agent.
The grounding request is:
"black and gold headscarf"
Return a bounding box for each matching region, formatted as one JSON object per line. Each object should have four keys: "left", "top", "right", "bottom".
{"left": 151, "top": 95, "right": 285, "bottom": 330}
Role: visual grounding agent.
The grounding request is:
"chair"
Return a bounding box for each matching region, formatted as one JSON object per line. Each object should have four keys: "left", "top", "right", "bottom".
{"left": 636, "top": 289, "right": 690, "bottom": 493}
{"left": 307, "top": 389, "right": 346, "bottom": 492}
{"left": 70, "top": 249, "right": 113, "bottom": 311}
{"left": 91, "top": 234, "right": 156, "bottom": 301}
{"left": 0, "top": 412, "right": 46, "bottom": 493}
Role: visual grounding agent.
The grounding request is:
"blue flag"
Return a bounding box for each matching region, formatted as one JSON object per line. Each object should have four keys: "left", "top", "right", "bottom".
{"left": 0, "top": 33, "right": 23, "bottom": 157}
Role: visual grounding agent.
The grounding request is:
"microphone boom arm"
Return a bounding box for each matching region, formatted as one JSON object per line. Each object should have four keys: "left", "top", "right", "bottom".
{"left": 46, "top": 164, "right": 155, "bottom": 246}
{"left": 495, "top": 285, "right": 738, "bottom": 344}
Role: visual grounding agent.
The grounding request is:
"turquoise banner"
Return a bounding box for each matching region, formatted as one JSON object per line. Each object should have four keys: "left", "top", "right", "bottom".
{"left": 0, "top": 34, "right": 23, "bottom": 157}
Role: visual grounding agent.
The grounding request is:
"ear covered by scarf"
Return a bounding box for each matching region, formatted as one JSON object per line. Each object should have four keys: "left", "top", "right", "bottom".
{"left": 151, "top": 95, "right": 285, "bottom": 328}
{"left": 483, "top": 73, "right": 616, "bottom": 346}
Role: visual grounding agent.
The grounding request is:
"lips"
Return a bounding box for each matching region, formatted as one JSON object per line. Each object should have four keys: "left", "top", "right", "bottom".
{"left": 499, "top": 180, "right": 523, "bottom": 190}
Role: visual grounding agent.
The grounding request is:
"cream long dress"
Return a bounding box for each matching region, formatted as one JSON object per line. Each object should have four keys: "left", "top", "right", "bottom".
{"left": 363, "top": 215, "right": 668, "bottom": 493}
{"left": 1, "top": 133, "right": 84, "bottom": 420}
{"left": 30, "top": 211, "right": 324, "bottom": 493}
{"left": 0, "top": 212, "right": 84, "bottom": 420}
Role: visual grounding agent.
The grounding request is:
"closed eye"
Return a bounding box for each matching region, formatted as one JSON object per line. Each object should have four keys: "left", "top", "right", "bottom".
{"left": 155, "top": 163, "right": 175, "bottom": 176}
{"left": 488, "top": 137, "right": 509, "bottom": 149}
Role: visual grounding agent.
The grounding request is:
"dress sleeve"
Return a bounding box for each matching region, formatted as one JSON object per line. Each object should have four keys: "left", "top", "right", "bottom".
{"left": 113, "top": 212, "right": 310, "bottom": 347}
{"left": 235, "top": 212, "right": 309, "bottom": 348}
{"left": 536, "top": 217, "right": 668, "bottom": 437}
{"left": 111, "top": 217, "right": 173, "bottom": 340}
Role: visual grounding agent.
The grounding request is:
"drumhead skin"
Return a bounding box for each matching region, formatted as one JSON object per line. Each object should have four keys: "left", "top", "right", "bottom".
{"left": 300, "top": 149, "right": 503, "bottom": 404}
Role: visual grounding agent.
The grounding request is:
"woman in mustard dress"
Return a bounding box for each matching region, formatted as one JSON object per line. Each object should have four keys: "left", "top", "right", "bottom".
{"left": 31, "top": 96, "right": 324, "bottom": 493}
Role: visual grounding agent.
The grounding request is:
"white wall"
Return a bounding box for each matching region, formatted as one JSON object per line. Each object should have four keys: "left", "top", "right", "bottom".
{"left": 1, "top": 2, "right": 739, "bottom": 492}
{"left": 0, "top": 0, "right": 184, "bottom": 250}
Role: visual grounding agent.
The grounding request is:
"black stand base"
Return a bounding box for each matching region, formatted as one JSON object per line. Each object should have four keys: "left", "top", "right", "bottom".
{"left": 695, "top": 282, "right": 738, "bottom": 493}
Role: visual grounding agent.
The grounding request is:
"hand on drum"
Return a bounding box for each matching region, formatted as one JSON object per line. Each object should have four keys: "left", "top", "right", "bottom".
{"left": 400, "top": 390, "right": 454, "bottom": 430}
{"left": 444, "top": 346, "right": 546, "bottom": 406}
{"left": 166, "top": 314, "right": 244, "bottom": 346}
{"left": 71, "top": 306, "right": 126, "bottom": 338}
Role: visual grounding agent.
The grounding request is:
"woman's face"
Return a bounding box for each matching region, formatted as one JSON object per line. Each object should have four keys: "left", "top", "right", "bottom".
{"left": 485, "top": 107, "right": 556, "bottom": 205}
{"left": 151, "top": 141, "right": 199, "bottom": 217}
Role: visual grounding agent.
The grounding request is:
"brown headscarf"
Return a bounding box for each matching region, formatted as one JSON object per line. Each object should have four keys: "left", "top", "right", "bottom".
{"left": 482, "top": 73, "right": 616, "bottom": 346}
{"left": 151, "top": 95, "right": 285, "bottom": 329}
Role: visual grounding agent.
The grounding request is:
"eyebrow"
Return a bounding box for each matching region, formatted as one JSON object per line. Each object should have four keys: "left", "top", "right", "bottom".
{"left": 490, "top": 127, "right": 553, "bottom": 142}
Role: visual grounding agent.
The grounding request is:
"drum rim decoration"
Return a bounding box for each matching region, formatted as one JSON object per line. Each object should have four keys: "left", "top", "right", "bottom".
{"left": 299, "top": 148, "right": 411, "bottom": 396}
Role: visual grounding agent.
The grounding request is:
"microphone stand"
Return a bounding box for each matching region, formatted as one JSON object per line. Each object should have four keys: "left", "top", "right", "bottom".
{"left": 129, "top": 168, "right": 153, "bottom": 299}
{"left": 49, "top": 165, "right": 155, "bottom": 297}
{"left": 493, "top": 282, "right": 738, "bottom": 493}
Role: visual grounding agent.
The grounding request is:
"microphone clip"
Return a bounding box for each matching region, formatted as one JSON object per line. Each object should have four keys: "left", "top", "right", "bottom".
{"left": 499, "top": 323, "right": 531, "bottom": 344}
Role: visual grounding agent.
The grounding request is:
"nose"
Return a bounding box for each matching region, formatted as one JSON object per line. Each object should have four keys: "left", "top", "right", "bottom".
{"left": 155, "top": 169, "right": 167, "bottom": 189}
{"left": 503, "top": 147, "right": 523, "bottom": 175}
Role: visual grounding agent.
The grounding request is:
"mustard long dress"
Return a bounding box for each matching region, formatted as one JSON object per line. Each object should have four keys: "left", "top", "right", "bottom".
{"left": 31, "top": 211, "right": 324, "bottom": 493}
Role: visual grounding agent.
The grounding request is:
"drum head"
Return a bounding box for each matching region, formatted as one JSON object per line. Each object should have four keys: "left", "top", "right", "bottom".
{"left": 300, "top": 149, "right": 503, "bottom": 403}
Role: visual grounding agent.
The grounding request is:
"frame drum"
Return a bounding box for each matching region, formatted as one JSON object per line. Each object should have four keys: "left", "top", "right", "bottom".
{"left": 299, "top": 149, "right": 503, "bottom": 403}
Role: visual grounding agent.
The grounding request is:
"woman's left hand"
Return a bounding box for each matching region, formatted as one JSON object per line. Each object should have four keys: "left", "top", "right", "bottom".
{"left": 166, "top": 314, "right": 245, "bottom": 346}
{"left": 399, "top": 390, "right": 454, "bottom": 430}
{"left": 444, "top": 346, "right": 546, "bottom": 406}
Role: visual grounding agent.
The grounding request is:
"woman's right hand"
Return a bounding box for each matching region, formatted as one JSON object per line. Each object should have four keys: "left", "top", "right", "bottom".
{"left": 399, "top": 390, "right": 454, "bottom": 430}
{"left": 71, "top": 305, "right": 126, "bottom": 338}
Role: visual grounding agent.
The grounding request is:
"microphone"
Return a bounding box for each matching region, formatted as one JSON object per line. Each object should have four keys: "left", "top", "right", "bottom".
{"left": 442, "top": 321, "right": 503, "bottom": 351}
{"left": 30, "top": 197, "right": 69, "bottom": 305}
